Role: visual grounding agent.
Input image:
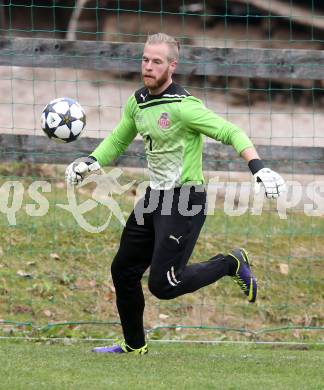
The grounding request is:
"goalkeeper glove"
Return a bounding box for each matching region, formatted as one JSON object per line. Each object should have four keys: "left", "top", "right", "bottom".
{"left": 249, "top": 159, "right": 286, "bottom": 199}
{"left": 65, "top": 156, "right": 101, "bottom": 185}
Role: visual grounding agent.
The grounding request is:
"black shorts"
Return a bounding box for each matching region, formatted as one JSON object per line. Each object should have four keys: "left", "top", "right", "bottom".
{"left": 112, "top": 185, "right": 207, "bottom": 298}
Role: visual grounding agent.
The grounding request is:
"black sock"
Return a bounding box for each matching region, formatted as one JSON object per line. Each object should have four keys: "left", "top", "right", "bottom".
{"left": 224, "top": 254, "right": 238, "bottom": 276}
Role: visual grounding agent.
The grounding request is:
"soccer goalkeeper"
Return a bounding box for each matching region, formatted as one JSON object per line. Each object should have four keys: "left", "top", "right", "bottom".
{"left": 66, "top": 33, "right": 285, "bottom": 355}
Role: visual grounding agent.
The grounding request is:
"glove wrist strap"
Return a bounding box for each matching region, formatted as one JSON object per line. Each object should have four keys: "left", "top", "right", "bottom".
{"left": 87, "top": 155, "right": 97, "bottom": 163}
{"left": 248, "top": 159, "right": 265, "bottom": 175}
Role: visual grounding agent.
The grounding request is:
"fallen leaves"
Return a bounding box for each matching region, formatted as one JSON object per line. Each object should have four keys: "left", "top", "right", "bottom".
{"left": 75, "top": 279, "right": 97, "bottom": 289}
{"left": 43, "top": 309, "right": 52, "bottom": 318}
{"left": 158, "top": 313, "right": 169, "bottom": 320}
{"left": 12, "top": 305, "right": 33, "bottom": 314}
{"left": 279, "top": 263, "right": 289, "bottom": 275}
{"left": 16, "top": 270, "right": 33, "bottom": 278}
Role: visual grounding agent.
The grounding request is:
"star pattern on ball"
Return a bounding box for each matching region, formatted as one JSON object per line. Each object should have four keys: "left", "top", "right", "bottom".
{"left": 41, "top": 98, "right": 86, "bottom": 143}
{"left": 58, "top": 109, "right": 77, "bottom": 130}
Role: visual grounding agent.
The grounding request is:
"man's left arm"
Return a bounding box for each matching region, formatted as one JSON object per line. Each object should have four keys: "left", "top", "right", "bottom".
{"left": 181, "top": 96, "right": 286, "bottom": 198}
{"left": 240, "top": 147, "right": 286, "bottom": 199}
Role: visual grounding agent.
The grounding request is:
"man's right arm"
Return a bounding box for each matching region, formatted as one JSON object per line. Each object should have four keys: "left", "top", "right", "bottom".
{"left": 90, "top": 97, "right": 138, "bottom": 166}
{"left": 65, "top": 96, "right": 138, "bottom": 185}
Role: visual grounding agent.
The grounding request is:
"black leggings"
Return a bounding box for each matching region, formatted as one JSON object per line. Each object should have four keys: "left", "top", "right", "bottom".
{"left": 111, "top": 186, "right": 233, "bottom": 348}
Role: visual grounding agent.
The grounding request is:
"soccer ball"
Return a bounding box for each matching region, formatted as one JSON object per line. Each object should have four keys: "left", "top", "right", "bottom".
{"left": 41, "top": 97, "right": 86, "bottom": 143}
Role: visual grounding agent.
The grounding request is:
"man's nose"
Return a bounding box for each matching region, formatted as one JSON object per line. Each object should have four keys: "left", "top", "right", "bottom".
{"left": 145, "top": 61, "right": 153, "bottom": 70}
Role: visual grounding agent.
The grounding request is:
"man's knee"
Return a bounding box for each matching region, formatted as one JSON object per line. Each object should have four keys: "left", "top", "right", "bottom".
{"left": 111, "top": 256, "right": 126, "bottom": 285}
{"left": 111, "top": 255, "right": 148, "bottom": 288}
{"left": 148, "top": 275, "right": 177, "bottom": 300}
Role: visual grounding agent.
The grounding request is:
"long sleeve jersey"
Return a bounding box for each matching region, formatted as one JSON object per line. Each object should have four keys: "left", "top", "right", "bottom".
{"left": 91, "top": 82, "right": 253, "bottom": 189}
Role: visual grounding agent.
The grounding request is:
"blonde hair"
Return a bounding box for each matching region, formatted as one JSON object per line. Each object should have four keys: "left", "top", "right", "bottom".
{"left": 145, "top": 33, "right": 180, "bottom": 62}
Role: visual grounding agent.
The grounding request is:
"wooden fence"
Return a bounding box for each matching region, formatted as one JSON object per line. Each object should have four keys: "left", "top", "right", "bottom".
{"left": 1, "top": 134, "right": 323, "bottom": 174}
{"left": 0, "top": 37, "right": 323, "bottom": 79}
{"left": 0, "top": 37, "right": 323, "bottom": 172}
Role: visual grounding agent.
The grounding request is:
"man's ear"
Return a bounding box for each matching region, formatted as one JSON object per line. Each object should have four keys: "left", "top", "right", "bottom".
{"left": 169, "top": 60, "right": 178, "bottom": 74}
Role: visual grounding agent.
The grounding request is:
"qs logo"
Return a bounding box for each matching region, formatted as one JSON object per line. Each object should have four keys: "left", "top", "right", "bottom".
{"left": 57, "top": 168, "right": 135, "bottom": 233}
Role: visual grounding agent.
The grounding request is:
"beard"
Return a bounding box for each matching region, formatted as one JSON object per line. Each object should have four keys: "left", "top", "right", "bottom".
{"left": 142, "top": 67, "right": 170, "bottom": 92}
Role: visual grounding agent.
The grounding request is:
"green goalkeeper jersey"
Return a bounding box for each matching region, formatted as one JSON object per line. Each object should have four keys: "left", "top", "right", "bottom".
{"left": 91, "top": 82, "right": 253, "bottom": 189}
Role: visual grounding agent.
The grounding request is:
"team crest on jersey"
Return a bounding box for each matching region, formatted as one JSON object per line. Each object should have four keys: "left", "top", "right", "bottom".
{"left": 158, "top": 112, "right": 170, "bottom": 129}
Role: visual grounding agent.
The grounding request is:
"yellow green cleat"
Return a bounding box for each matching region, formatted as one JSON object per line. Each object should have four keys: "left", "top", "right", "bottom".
{"left": 228, "top": 248, "right": 257, "bottom": 303}
{"left": 92, "top": 341, "right": 148, "bottom": 355}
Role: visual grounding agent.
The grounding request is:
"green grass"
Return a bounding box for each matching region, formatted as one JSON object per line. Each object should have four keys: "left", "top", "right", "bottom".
{"left": 0, "top": 340, "right": 323, "bottom": 390}
{"left": 0, "top": 163, "right": 323, "bottom": 342}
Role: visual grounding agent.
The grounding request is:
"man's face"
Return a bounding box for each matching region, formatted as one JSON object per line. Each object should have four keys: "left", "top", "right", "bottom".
{"left": 142, "top": 43, "right": 177, "bottom": 93}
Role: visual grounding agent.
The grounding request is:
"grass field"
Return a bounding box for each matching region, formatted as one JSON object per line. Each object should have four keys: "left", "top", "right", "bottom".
{"left": 0, "top": 340, "right": 323, "bottom": 390}
{"left": 0, "top": 163, "right": 323, "bottom": 342}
